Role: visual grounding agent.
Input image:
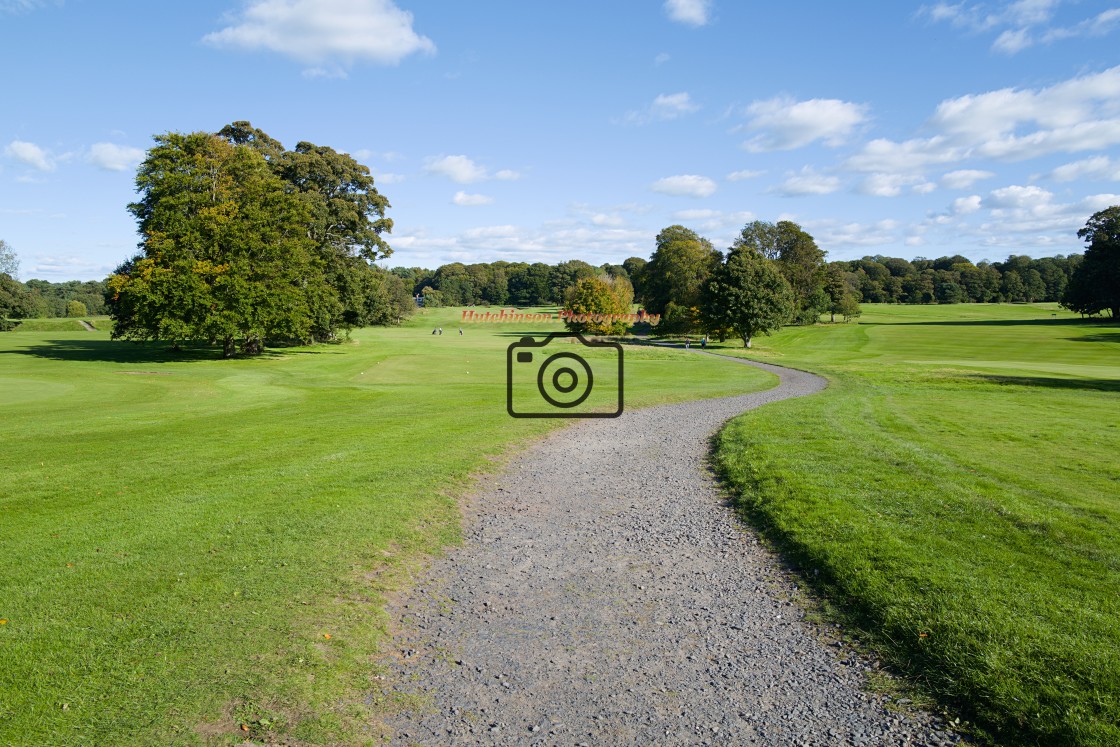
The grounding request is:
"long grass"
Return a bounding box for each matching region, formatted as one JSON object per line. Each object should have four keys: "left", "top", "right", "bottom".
{"left": 714, "top": 303, "right": 1120, "bottom": 746}
{"left": 0, "top": 307, "right": 774, "bottom": 746}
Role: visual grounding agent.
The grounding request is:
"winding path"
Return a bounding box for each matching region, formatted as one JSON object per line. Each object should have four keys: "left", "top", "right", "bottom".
{"left": 383, "top": 356, "right": 964, "bottom": 746}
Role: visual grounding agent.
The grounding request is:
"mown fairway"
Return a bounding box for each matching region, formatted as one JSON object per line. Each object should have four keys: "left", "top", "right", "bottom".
{"left": 715, "top": 303, "right": 1119, "bottom": 747}
{"left": 0, "top": 309, "right": 775, "bottom": 746}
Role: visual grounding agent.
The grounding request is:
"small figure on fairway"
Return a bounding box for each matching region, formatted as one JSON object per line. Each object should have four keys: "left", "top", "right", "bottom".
{"left": 438, "top": 327, "right": 443, "bottom": 335}
{"left": 432, "top": 328, "right": 437, "bottom": 335}
{"left": 684, "top": 340, "right": 690, "bottom": 350}
{"left": 459, "top": 328, "right": 463, "bottom": 335}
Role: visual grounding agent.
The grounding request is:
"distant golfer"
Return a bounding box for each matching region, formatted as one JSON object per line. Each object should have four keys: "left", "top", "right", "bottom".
{"left": 459, "top": 328, "right": 463, "bottom": 335}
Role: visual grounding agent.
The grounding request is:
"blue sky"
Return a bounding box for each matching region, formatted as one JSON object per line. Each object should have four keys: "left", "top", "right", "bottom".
{"left": 3, "top": 0, "right": 1120, "bottom": 280}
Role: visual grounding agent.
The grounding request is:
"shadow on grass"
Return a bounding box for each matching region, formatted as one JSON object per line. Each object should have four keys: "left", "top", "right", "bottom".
{"left": 0, "top": 339, "right": 270, "bottom": 364}
{"left": 867, "top": 317, "right": 1116, "bottom": 327}
{"left": 967, "top": 373, "right": 1120, "bottom": 393}
{"left": 1070, "top": 332, "right": 1120, "bottom": 343}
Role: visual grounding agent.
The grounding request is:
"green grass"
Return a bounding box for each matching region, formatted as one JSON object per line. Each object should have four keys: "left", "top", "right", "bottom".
{"left": 713, "top": 303, "right": 1120, "bottom": 746}
{"left": 0, "top": 306, "right": 774, "bottom": 746}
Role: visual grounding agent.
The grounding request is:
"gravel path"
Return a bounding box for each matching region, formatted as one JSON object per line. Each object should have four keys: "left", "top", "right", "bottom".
{"left": 382, "top": 355, "right": 965, "bottom": 746}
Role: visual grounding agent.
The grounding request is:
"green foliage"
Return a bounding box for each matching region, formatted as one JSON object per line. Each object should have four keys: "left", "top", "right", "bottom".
{"left": 0, "top": 273, "right": 37, "bottom": 321}
{"left": 109, "top": 132, "right": 326, "bottom": 357}
{"left": 561, "top": 275, "right": 634, "bottom": 335}
{"left": 700, "top": 246, "right": 795, "bottom": 347}
{"left": 641, "top": 225, "right": 720, "bottom": 332}
{"left": 1063, "top": 206, "right": 1120, "bottom": 318}
{"left": 65, "top": 300, "right": 88, "bottom": 317}
{"left": 734, "top": 220, "right": 826, "bottom": 324}
{"left": 715, "top": 302, "right": 1120, "bottom": 747}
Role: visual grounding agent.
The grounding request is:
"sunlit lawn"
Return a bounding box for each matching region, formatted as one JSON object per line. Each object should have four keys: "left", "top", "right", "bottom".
{"left": 0, "top": 307, "right": 774, "bottom": 746}
{"left": 715, "top": 303, "right": 1120, "bottom": 747}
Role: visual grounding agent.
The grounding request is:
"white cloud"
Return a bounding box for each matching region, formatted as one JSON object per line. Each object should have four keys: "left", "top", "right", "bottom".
{"left": 374, "top": 172, "right": 406, "bottom": 184}
{"left": 423, "top": 154, "right": 518, "bottom": 184}
{"left": 774, "top": 167, "right": 841, "bottom": 196}
{"left": 202, "top": 0, "right": 435, "bottom": 69}
{"left": 590, "top": 213, "right": 626, "bottom": 227}
{"left": 847, "top": 66, "right": 1120, "bottom": 178}
{"left": 87, "top": 143, "right": 144, "bottom": 172}
{"left": 654, "top": 52, "right": 671, "bottom": 65}
{"left": 742, "top": 96, "right": 868, "bottom": 151}
{"left": 621, "top": 91, "right": 700, "bottom": 124}
{"left": 1048, "top": 155, "right": 1120, "bottom": 182}
{"left": 5, "top": 140, "right": 54, "bottom": 171}
{"left": 920, "top": 1, "right": 1120, "bottom": 54}
{"left": 650, "top": 174, "right": 717, "bottom": 197}
{"left": 951, "top": 195, "right": 983, "bottom": 214}
{"left": 663, "top": 0, "right": 711, "bottom": 26}
{"left": 913, "top": 181, "right": 939, "bottom": 194}
{"left": 452, "top": 191, "right": 493, "bottom": 206}
{"left": 669, "top": 208, "right": 756, "bottom": 233}
{"left": 29, "top": 255, "right": 114, "bottom": 279}
{"left": 941, "top": 169, "right": 995, "bottom": 189}
{"left": 859, "top": 172, "right": 925, "bottom": 197}
{"left": 985, "top": 184, "right": 1053, "bottom": 209}
{"left": 804, "top": 218, "right": 899, "bottom": 248}
{"left": 726, "top": 169, "right": 764, "bottom": 181}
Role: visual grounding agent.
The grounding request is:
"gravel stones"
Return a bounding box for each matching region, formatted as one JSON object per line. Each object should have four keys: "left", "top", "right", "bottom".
{"left": 382, "top": 356, "right": 966, "bottom": 746}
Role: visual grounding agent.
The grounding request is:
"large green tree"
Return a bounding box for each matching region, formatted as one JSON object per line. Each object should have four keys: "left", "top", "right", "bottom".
{"left": 1063, "top": 207, "right": 1120, "bottom": 318}
{"left": 700, "top": 246, "right": 794, "bottom": 347}
{"left": 108, "top": 132, "right": 328, "bottom": 357}
{"left": 641, "top": 225, "right": 721, "bottom": 332}
{"left": 218, "top": 122, "right": 394, "bottom": 337}
{"left": 733, "top": 220, "right": 826, "bottom": 323}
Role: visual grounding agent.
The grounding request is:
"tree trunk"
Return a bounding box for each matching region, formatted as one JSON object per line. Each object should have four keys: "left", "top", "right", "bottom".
{"left": 742, "top": 334, "right": 752, "bottom": 348}
{"left": 830, "top": 311, "right": 835, "bottom": 322}
{"left": 223, "top": 336, "right": 236, "bottom": 358}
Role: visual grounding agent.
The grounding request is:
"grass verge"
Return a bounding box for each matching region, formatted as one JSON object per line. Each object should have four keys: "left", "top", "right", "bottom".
{"left": 713, "top": 303, "right": 1120, "bottom": 746}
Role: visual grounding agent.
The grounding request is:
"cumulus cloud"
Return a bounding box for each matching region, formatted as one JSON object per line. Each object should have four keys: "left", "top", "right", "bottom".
{"left": 742, "top": 96, "right": 868, "bottom": 151}
{"left": 620, "top": 92, "right": 700, "bottom": 125}
{"left": 774, "top": 167, "right": 841, "bottom": 197}
{"left": 423, "top": 155, "right": 519, "bottom": 184}
{"left": 87, "top": 143, "right": 145, "bottom": 172}
{"left": 663, "top": 0, "right": 711, "bottom": 26}
{"left": 846, "top": 66, "right": 1120, "bottom": 178}
{"left": 951, "top": 195, "right": 983, "bottom": 214}
{"left": 5, "top": 140, "right": 54, "bottom": 171}
{"left": 203, "top": 0, "right": 435, "bottom": 70}
{"left": 858, "top": 172, "right": 926, "bottom": 197}
{"left": 941, "top": 169, "right": 995, "bottom": 189}
{"left": 1048, "top": 155, "right": 1120, "bottom": 182}
{"left": 650, "top": 174, "right": 717, "bottom": 198}
{"left": 452, "top": 191, "right": 493, "bottom": 206}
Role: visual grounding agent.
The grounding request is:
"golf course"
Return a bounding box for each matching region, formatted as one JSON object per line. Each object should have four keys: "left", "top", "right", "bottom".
{"left": 1, "top": 302, "right": 1117, "bottom": 746}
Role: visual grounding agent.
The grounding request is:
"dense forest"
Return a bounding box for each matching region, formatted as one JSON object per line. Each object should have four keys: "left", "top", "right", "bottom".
{"left": 390, "top": 251, "right": 1082, "bottom": 309}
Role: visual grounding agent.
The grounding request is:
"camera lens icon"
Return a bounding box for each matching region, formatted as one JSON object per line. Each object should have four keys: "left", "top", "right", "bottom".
{"left": 507, "top": 333, "right": 624, "bottom": 418}
{"left": 537, "top": 352, "right": 593, "bottom": 409}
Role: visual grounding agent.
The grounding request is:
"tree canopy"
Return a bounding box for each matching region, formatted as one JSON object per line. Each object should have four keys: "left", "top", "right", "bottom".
{"left": 700, "top": 246, "right": 794, "bottom": 347}
{"left": 107, "top": 125, "right": 408, "bottom": 356}
{"left": 1063, "top": 206, "right": 1120, "bottom": 318}
{"left": 562, "top": 276, "right": 634, "bottom": 336}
